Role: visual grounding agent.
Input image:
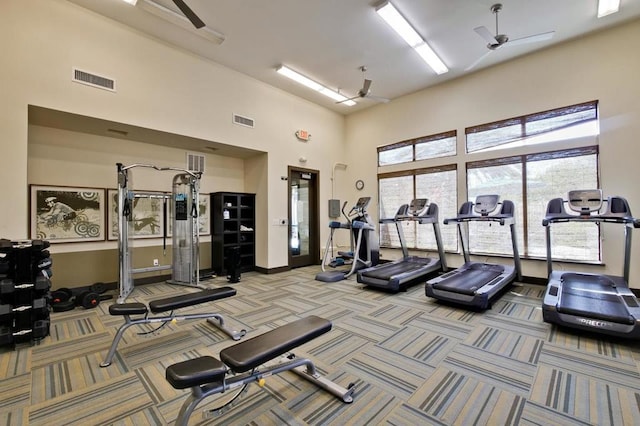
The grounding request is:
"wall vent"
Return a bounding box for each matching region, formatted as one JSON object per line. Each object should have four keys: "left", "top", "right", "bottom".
{"left": 186, "top": 152, "right": 206, "bottom": 173}
{"left": 72, "top": 68, "right": 116, "bottom": 92}
{"left": 233, "top": 113, "right": 255, "bottom": 128}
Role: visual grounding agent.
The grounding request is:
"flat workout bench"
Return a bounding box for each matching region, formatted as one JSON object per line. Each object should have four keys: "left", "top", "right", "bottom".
{"left": 166, "top": 316, "right": 354, "bottom": 426}
{"left": 101, "top": 287, "right": 246, "bottom": 367}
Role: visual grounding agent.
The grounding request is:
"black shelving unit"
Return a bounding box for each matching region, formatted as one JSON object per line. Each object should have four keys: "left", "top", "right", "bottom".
{"left": 211, "top": 192, "right": 256, "bottom": 276}
{"left": 0, "top": 239, "right": 52, "bottom": 347}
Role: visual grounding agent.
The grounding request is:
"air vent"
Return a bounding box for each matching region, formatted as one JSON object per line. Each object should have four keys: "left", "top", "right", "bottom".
{"left": 186, "top": 152, "right": 205, "bottom": 173}
{"left": 233, "top": 113, "right": 255, "bottom": 128}
{"left": 72, "top": 68, "right": 116, "bottom": 92}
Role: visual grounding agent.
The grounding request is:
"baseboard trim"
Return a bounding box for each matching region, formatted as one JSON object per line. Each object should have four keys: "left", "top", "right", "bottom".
{"left": 254, "top": 265, "right": 290, "bottom": 274}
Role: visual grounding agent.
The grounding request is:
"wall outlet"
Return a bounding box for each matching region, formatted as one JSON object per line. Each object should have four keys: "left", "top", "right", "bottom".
{"left": 153, "top": 258, "right": 159, "bottom": 266}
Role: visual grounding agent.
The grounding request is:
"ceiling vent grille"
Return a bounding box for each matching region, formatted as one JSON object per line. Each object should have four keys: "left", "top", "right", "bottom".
{"left": 186, "top": 152, "right": 205, "bottom": 173}
{"left": 72, "top": 68, "right": 116, "bottom": 92}
{"left": 233, "top": 113, "right": 255, "bottom": 128}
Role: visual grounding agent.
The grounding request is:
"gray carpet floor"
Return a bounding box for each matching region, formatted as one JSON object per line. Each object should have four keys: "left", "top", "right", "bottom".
{"left": 2, "top": 266, "right": 640, "bottom": 425}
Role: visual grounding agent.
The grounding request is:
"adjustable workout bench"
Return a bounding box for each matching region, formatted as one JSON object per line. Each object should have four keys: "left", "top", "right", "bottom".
{"left": 101, "top": 287, "right": 246, "bottom": 367}
{"left": 166, "top": 316, "right": 354, "bottom": 426}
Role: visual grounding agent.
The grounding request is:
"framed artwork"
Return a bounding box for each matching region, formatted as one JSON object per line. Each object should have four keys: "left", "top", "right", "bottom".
{"left": 166, "top": 194, "right": 210, "bottom": 237}
{"left": 107, "top": 189, "right": 167, "bottom": 240}
{"left": 30, "top": 185, "right": 105, "bottom": 243}
{"left": 198, "top": 194, "right": 210, "bottom": 236}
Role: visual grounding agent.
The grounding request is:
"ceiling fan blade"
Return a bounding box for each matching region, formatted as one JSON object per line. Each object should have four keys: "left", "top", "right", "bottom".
{"left": 361, "top": 79, "right": 372, "bottom": 95}
{"left": 335, "top": 95, "right": 360, "bottom": 104}
{"left": 172, "top": 0, "right": 205, "bottom": 29}
{"left": 465, "top": 50, "right": 493, "bottom": 71}
{"left": 367, "top": 94, "right": 390, "bottom": 103}
{"left": 507, "top": 31, "right": 555, "bottom": 47}
{"left": 473, "top": 26, "right": 498, "bottom": 45}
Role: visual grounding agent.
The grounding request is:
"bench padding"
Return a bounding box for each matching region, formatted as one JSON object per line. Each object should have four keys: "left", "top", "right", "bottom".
{"left": 220, "top": 316, "right": 331, "bottom": 373}
{"left": 109, "top": 302, "right": 148, "bottom": 316}
{"left": 166, "top": 356, "right": 227, "bottom": 389}
{"left": 148, "top": 287, "right": 236, "bottom": 313}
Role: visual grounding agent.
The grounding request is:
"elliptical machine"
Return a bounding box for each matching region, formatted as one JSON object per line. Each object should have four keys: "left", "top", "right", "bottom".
{"left": 315, "top": 197, "right": 379, "bottom": 282}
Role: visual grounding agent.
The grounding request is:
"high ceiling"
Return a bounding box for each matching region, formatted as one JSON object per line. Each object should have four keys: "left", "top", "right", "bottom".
{"left": 67, "top": 0, "right": 640, "bottom": 114}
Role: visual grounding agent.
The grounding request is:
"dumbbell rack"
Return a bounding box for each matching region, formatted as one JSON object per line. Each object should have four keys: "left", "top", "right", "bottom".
{"left": 0, "top": 239, "right": 52, "bottom": 347}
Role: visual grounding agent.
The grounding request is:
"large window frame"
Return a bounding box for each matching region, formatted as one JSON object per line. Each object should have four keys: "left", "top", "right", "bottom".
{"left": 466, "top": 146, "right": 600, "bottom": 261}
{"left": 378, "top": 130, "right": 457, "bottom": 166}
{"left": 378, "top": 165, "right": 458, "bottom": 253}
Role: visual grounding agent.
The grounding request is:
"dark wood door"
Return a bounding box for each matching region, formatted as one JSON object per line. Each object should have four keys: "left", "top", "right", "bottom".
{"left": 288, "top": 167, "right": 320, "bottom": 268}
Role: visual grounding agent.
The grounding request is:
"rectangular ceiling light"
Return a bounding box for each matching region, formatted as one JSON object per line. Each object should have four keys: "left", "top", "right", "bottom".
{"left": 120, "top": 0, "right": 138, "bottom": 4}
{"left": 276, "top": 66, "right": 357, "bottom": 106}
{"left": 597, "top": 0, "right": 620, "bottom": 17}
{"left": 376, "top": 1, "right": 448, "bottom": 75}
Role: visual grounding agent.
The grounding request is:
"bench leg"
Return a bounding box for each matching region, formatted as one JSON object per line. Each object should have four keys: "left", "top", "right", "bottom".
{"left": 100, "top": 317, "right": 137, "bottom": 367}
{"left": 282, "top": 356, "right": 355, "bottom": 403}
{"left": 206, "top": 315, "right": 247, "bottom": 341}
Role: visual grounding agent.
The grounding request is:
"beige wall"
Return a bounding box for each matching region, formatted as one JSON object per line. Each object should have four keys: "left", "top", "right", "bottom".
{"left": 1, "top": 0, "right": 345, "bottom": 275}
{"left": 345, "top": 19, "right": 640, "bottom": 283}
{"left": 2, "top": 0, "right": 639, "bottom": 286}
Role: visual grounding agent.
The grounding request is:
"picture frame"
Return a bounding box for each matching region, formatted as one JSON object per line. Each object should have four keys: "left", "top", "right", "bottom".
{"left": 198, "top": 194, "right": 210, "bottom": 236}
{"left": 107, "top": 189, "right": 167, "bottom": 240}
{"left": 30, "top": 185, "right": 105, "bottom": 243}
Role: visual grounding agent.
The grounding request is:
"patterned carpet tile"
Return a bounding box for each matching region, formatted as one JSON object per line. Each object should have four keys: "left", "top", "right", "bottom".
{"left": 528, "top": 369, "right": 640, "bottom": 426}
{"left": 48, "top": 311, "right": 106, "bottom": 342}
{"left": 481, "top": 312, "right": 549, "bottom": 339}
{"left": 304, "top": 328, "right": 372, "bottom": 366}
{"left": 28, "top": 373, "right": 155, "bottom": 425}
{"left": 538, "top": 343, "right": 640, "bottom": 388}
{"left": 0, "top": 372, "right": 30, "bottom": 413}
{"left": 520, "top": 400, "right": 593, "bottom": 426}
{"left": 333, "top": 295, "right": 385, "bottom": 314}
{"left": 409, "top": 367, "right": 526, "bottom": 425}
{"left": 378, "top": 325, "right": 456, "bottom": 366}
{"left": 118, "top": 330, "right": 202, "bottom": 370}
{"left": 30, "top": 331, "right": 113, "bottom": 369}
{"left": 464, "top": 325, "right": 544, "bottom": 364}
{"left": 383, "top": 402, "right": 449, "bottom": 426}
{"left": 31, "top": 352, "right": 127, "bottom": 404}
{"left": 547, "top": 327, "right": 640, "bottom": 359}
{"left": 339, "top": 314, "right": 402, "bottom": 343}
{"left": 0, "top": 345, "right": 31, "bottom": 378}
{"left": 366, "top": 303, "right": 425, "bottom": 326}
{"left": 344, "top": 345, "right": 433, "bottom": 400}
{"left": 407, "top": 314, "right": 475, "bottom": 341}
{"left": 235, "top": 305, "right": 298, "bottom": 327}
{"left": 443, "top": 344, "right": 537, "bottom": 395}
{"left": 272, "top": 294, "right": 325, "bottom": 314}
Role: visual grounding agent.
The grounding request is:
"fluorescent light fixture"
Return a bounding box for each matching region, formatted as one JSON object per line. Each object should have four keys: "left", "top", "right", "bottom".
{"left": 276, "top": 66, "right": 357, "bottom": 106}
{"left": 598, "top": 0, "right": 620, "bottom": 17}
{"left": 120, "top": 0, "right": 137, "bottom": 5}
{"left": 376, "top": 1, "right": 448, "bottom": 75}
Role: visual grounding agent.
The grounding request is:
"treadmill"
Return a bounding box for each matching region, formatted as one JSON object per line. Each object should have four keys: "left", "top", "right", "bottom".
{"left": 425, "top": 195, "right": 522, "bottom": 309}
{"left": 357, "top": 199, "right": 447, "bottom": 292}
{"left": 541, "top": 189, "right": 640, "bottom": 338}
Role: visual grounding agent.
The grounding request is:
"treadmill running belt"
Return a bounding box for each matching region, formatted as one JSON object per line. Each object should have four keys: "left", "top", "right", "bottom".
{"left": 361, "top": 259, "right": 429, "bottom": 281}
{"left": 557, "top": 274, "right": 634, "bottom": 324}
{"left": 432, "top": 266, "right": 502, "bottom": 296}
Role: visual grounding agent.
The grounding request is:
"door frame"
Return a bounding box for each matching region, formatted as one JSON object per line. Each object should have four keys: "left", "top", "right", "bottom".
{"left": 288, "top": 166, "right": 320, "bottom": 268}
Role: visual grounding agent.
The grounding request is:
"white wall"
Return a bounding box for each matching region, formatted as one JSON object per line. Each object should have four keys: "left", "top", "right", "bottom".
{"left": 345, "top": 19, "right": 640, "bottom": 283}
{"left": 0, "top": 0, "right": 346, "bottom": 269}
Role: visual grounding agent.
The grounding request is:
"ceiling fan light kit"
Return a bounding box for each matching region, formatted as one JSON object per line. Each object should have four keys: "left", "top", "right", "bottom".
{"left": 375, "top": 1, "right": 449, "bottom": 75}
{"left": 276, "top": 66, "right": 356, "bottom": 106}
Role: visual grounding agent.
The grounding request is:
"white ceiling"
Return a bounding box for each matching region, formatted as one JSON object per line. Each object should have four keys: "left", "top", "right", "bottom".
{"left": 68, "top": 0, "right": 640, "bottom": 114}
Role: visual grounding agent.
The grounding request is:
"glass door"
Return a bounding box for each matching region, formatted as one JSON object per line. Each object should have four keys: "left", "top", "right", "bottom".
{"left": 288, "top": 167, "right": 319, "bottom": 268}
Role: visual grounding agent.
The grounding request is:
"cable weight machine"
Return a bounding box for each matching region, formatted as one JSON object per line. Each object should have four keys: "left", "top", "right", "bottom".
{"left": 117, "top": 163, "right": 203, "bottom": 302}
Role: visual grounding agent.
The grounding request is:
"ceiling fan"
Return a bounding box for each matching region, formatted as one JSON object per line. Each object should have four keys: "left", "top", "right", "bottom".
{"left": 465, "top": 3, "right": 555, "bottom": 71}
{"left": 168, "top": 0, "right": 205, "bottom": 28}
{"left": 336, "top": 66, "right": 390, "bottom": 104}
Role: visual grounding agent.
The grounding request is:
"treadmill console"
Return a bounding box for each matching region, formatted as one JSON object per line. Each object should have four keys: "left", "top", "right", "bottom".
{"left": 474, "top": 195, "right": 499, "bottom": 216}
{"left": 408, "top": 199, "right": 428, "bottom": 216}
{"left": 567, "top": 189, "right": 603, "bottom": 215}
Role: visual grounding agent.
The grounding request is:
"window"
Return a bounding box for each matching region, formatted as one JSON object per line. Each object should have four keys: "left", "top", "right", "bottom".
{"left": 465, "top": 101, "right": 598, "bottom": 153}
{"left": 378, "top": 165, "right": 457, "bottom": 252}
{"left": 378, "top": 131, "right": 456, "bottom": 166}
{"left": 467, "top": 146, "right": 599, "bottom": 261}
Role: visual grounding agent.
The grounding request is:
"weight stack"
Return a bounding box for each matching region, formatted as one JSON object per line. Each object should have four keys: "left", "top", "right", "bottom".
{"left": 0, "top": 239, "right": 52, "bottom": 347}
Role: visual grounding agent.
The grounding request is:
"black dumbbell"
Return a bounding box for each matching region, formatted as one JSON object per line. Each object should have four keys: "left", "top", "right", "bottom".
{"left": 75, "top": 291, "right": 100, "bottom": 309}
